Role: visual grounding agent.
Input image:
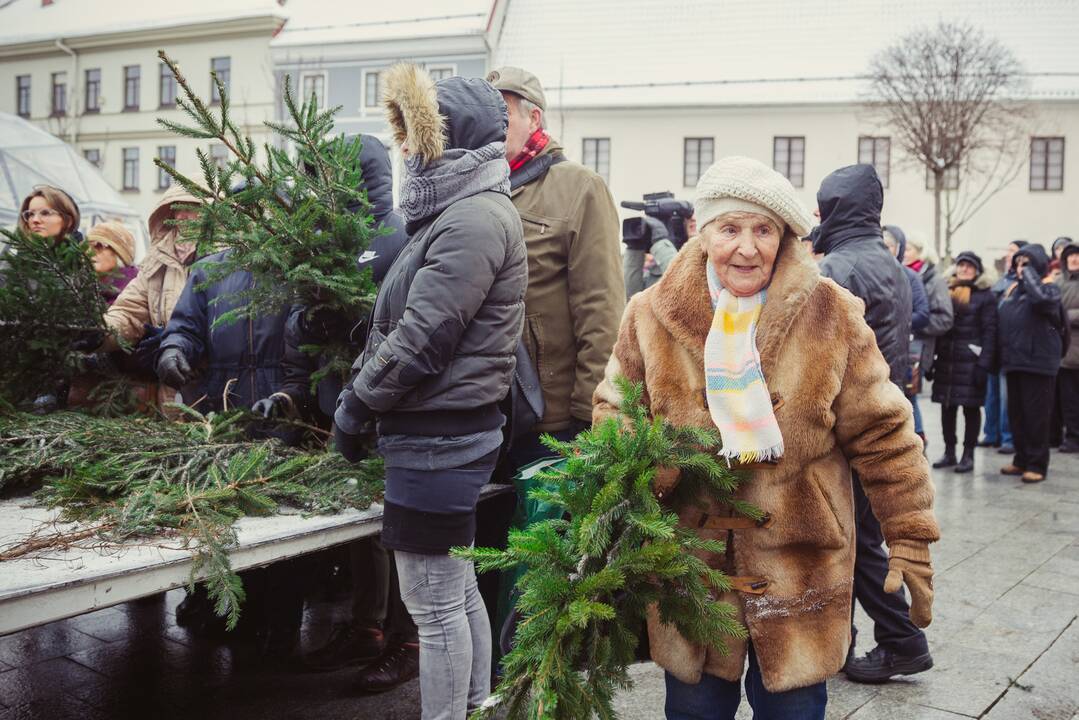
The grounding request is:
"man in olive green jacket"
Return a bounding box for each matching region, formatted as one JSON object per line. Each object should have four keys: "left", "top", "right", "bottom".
{"left": 488, "top": 66, "right": 625, "bottom": 464}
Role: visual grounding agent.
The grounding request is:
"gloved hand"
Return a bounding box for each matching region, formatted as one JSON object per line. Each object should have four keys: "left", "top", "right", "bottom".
{"left": 333, "top": 387, "right": 375, "bottom": 463}
{"left": 653, "top": 466, "right": 681, "bottom": 500}
{"left": 252, "top": 393, "right": 293, "bottom": 419}
{"left": 70, "top": 328, "right": 106, "bottom": 353}
{"left": 288, "top": 305, "right": 346, "bottom": 344}
{"left": 132, "top": 325, "right": 165, "bottom": 375}
{"left": 157, "top": 347, "right": 194, "bottom": 389}
{"left": 883, "top": 540, "right": 934, "bottom": 628}
{"left": 622, "top": 233, "right": 652, "bottom": 252}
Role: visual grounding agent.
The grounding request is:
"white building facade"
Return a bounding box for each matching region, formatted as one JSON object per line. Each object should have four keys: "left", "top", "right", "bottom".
{"left": 493, "top": 0, "right": 1079, "bottom": 261}
{"left": 0, "top": 0, "right": 284, "bottom": 221}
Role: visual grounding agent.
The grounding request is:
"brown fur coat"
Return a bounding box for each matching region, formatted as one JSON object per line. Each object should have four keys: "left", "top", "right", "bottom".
{"left": 593, "top": 234, "right": 939, "bottom": 693}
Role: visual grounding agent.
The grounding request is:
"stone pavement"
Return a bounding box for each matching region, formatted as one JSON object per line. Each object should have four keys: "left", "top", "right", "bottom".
{"left": 1, "top": 400, "right": 1077, "bottom": 719}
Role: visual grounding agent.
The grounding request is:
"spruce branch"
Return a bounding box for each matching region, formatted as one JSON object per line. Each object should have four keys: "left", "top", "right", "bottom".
{"left": 456, "top": 378, "right": 757, "bottom": 720}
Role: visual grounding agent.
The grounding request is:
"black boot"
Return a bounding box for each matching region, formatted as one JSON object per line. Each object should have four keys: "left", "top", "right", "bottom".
{"left": 845, "top": 645, "right": 934, "bottom": 684}
{"left": 353, "top": 640, "right": 420, "bottom": 694}
{"left": 954, "top": 447, "right": 975, "bottom": 473}
{"left": 932, "top": 446, "right": 957, "bottom": 469}
{"left": 302, "top": 621, "right": 385, "bottom": 672}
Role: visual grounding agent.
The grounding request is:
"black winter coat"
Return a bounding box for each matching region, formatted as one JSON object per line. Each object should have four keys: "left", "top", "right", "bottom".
{"left": 159, "top": 251, "right": 289, "bottom": 412}
{"left": 998, "top": 244, "right": 1064, "bottom": 377}
{"left": 278, "top": 136, "right": 409, "bottom": 424}
{"left": 814, "top": 165, "right": 912, "bottom": 388}
{"left": 931, "top": 275, "right": 997, "bottom": 407}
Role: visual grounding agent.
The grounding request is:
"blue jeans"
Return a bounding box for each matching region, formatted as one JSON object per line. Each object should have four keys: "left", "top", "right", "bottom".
{"left": 909, "top": 393, "right": 924, "bottom": 435}
{"left": 664, "top": 646, "right": 827, "bottom": 720}
{"left": 396, "top": 551, "right": 491, "bottom": 719}
{"left": 983, "top": 372, "right": 1013, "bottom": 445}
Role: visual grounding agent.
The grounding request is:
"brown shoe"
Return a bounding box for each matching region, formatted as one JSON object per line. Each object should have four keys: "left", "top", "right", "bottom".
{"left": 1000, "top": 464, "right": 1025, "bottom": 476}
{"left": 1021, "top": 471, "right": 1046, "bottom": 483}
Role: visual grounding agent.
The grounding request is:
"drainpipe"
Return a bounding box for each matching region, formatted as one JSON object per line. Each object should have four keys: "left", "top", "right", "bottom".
{"left": 54, "top": 38, "right": 78, "bottom": 145}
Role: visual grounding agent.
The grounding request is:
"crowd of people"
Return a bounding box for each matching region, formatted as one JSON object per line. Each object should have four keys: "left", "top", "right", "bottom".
{"left": 8, "top": 62, "right": 1076, "bottom": 720}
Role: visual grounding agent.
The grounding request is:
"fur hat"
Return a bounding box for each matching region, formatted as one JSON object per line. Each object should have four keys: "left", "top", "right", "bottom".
{"left": 694, "top": 156, "right": 814, "bottom": 237}
{"left": 383, "top": 64, "right": 446, "bottom": 162}
{"left": 87, "top": 221, "right": 135, "bottom": 266}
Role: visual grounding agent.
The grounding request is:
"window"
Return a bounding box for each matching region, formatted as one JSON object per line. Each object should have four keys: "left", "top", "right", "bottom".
{"left": 857, "top": 136, "right": 890, "bottom": 188}
{"left": 157, "top": 145, "right": 176, "bottom": 190}
{"left": 363, "top": 70, "right": 381, "bottom": 109}
{"left": 210, "top": 57, "right": 230, "bottom": 104}
{"left": 160, "top": 63, "right": 176, "bottom": 107}
{"left": 210, "top": 143, "right": 229, "bottom": 171}
{"left": 83, "top": 148, "right": 101, "bottom": 167}
{"left": 122, "top": 147, "right": 139, "bottom": 190}
{"left": 582, "top": 138, "right": 611, "bottom": 183}
{"left": 123, "top": 65, "right": 140, "bottom": 111}
{"left": 925, "top": 165, "right": 959, "bottom": 191}
{"left": 427, "top": 65, "right": 455, "bottom": 81}
{"left": 773, "top": 136, "right": 804, "bottom": 187}
{"left": 84, "top": 68, "right": 101, "bottom": 113}
{"left": 300, "top": 72, "right": 326, "bottom": 108}
{"left": 683, "top": 137, "right": 714, "bottom": 188}
{"left": 51, "top": 72, "right": 66, "bottom": 116}
{"left": 1030, "top": 137, "right": 1065, "bottom": 192}
{"left": 16, "top": 75, "right": 30, "bottom": 117}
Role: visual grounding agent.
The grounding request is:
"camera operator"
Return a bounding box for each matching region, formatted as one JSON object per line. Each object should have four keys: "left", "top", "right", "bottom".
{"left": 622, "top": 193, "right": 695, "bottom": 298}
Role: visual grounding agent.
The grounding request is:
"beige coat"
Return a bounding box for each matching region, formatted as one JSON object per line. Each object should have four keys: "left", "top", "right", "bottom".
{"left": 593, "top": 234, "right": 938, "bottom": 693}
{"left": 104, "top": 186, "right": 198, "bottom": 347}
{"left": 512, "top": 141, "right": 625, "bottom": 432}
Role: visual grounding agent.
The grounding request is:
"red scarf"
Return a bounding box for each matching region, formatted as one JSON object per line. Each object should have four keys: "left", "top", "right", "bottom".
{"left": 509, "top": 128, "right": 550, "bottom": 173}
{"left": 908, "top": 259, "right": 925, "bottom": 272}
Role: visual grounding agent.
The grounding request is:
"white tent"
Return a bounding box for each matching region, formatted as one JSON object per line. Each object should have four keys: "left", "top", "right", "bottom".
{"left": 0, "top": 112, "right": 148, "bottom": 257}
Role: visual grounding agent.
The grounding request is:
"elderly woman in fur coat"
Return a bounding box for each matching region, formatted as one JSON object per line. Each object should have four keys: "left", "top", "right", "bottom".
{"left": 593, "top": 156, "right": 939, "bottom": 720}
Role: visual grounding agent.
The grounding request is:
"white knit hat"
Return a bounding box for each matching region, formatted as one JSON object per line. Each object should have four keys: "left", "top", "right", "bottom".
{"left": 694, "top": 156, "right": 814, "bottom": 238}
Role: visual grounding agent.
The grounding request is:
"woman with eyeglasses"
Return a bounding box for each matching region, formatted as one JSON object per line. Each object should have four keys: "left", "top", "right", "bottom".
{"left": 17, "top": 186, "right": 81, "bottom": 242}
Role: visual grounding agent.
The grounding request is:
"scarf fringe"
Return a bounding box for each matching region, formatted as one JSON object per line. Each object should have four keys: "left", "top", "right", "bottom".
{"left": 718, "top": 443, "right": 785, "bottom": 465}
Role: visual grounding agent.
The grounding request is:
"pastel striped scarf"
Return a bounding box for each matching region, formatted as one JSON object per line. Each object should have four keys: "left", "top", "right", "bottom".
{"left": 705, "top": 264, "right": 784, "bottom": 463}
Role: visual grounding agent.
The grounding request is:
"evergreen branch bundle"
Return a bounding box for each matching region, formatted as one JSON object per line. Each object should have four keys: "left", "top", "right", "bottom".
{"left": 153, "top": 51, "right": 380, "bottom": 343}
{"left": 0, "top": 406, "right": 384, "bottom": 628}
{"left": 458, "top": 378, "right": 757, "bottom": 720}
{"left": 0, "top": 229, "right": 110, "bottom": 407}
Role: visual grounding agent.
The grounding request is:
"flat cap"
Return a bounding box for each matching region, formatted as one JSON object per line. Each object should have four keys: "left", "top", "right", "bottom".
{"left": 486, "top": 66, "right": 547, "bottom": 111}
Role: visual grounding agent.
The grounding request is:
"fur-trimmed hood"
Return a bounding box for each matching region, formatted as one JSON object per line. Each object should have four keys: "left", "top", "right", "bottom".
{"left": 382, "top": 64, "right": 507, "bottom": 162}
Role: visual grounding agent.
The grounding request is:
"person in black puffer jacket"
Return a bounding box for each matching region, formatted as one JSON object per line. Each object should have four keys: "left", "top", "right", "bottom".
{"left": 930, "top": 252, "right": 997, "bottom": 474}
{"left": 334, "top": 66, "right": 526, "bottom": 717}
{"left": 998, "top": 243, "right": 1064, "bottom": 483}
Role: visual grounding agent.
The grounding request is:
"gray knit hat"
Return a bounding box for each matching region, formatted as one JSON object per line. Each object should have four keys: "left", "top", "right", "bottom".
{"left": 694, "top": 156, "right": 814, "bottom": 237}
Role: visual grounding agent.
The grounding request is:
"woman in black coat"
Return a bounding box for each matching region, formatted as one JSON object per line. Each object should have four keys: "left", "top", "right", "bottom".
{"left": 932, "top": 251, "right": 998, "bottom": 473}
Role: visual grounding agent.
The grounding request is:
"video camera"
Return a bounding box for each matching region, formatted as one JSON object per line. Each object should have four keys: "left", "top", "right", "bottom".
{"left": 620, "top": 191, "right": 694, "bottom": 250}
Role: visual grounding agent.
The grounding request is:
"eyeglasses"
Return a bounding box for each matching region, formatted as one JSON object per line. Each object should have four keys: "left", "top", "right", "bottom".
{"left": 21, "top": 209, "right": 62, "bottom": 222}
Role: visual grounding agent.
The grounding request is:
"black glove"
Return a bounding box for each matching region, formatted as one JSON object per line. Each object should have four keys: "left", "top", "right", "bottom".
{"left": 70, "top": 328, "right": 106, "bottom": 352}
{"left": 288, "top": 305, "right": 347, "bottom": 344}
{"left": 252, "top": 394, "right": 292, "bottom": 419}
{"left": 157, "top": 347, "right": 194, "bottom": 389}
{"left": 333, "top": 422, "right": 370, "bottom": 463}
{"left": 132, "top": 325, "right": 165, "bottom": 374}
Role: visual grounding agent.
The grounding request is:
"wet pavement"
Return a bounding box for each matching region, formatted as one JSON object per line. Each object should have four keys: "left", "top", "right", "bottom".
{"left": 1, "top": 400, "right": 1078, "bottom": 719}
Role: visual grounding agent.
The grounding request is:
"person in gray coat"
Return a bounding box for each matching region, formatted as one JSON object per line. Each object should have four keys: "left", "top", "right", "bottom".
{"left": 334, "top": 66, "right": 526, "bottom": 718}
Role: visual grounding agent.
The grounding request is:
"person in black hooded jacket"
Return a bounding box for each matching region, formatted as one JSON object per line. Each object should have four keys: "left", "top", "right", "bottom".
{"left": 930, "top": 252, "right": 997, "bottom": 474}
{"left": 249, "top": 136, "right": 416, "bottom": 687}
{"left": 813, "top": 165, "right": 930, "bottom": 685}
{"left": 998, "top": 243, "right": 1064, "bottom": 483}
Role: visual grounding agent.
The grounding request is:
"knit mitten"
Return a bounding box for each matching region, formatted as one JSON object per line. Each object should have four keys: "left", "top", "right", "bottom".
{"left": 884, "top": 540, "right": 934, "bottom": 628}
{"left": 653, "top": 466, "right": 681, "bottom": 500}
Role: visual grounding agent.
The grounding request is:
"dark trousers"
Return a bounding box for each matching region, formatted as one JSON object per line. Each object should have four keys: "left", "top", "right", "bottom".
{"left": 350, "top": 538, "right": 417, "bottom": 643}
{"left": 664, "top": 646, "right": 826, "bottom": 720}
{"left": 1058, "top": 368, "right": 1079, "bottom": 445}
{"left": 941, "top": 404, "right": 981, "bottom": 450}
{"left": 1006, "top": 371, "right": 1056, "bottom": 475}
{"left": 851, "top": 476, "right": 929, "bottom": 657}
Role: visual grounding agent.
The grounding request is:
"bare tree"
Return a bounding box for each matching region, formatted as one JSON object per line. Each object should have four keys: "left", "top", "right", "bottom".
{"left": 867, "top": 21, "right": 1032, "bottom": 257}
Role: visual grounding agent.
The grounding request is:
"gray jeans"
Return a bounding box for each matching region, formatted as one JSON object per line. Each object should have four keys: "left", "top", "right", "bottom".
{"left": 396, "top": 550, "right": 491, "bottom": 719}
